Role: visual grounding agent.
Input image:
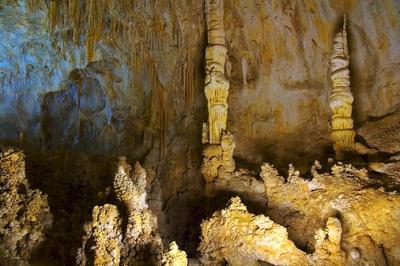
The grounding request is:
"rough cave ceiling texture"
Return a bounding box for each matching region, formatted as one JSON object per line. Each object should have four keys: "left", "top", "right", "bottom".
{"left": 0, "top": 0, "right": 399, "bottom": 167}
{"left": 0, "top": 0, "right": 400, "bottom": 265}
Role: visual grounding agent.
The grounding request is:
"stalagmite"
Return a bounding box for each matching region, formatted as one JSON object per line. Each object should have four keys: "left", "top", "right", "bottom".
{"left": 0, "top": 148, "right": 53, "bottom": 265}
{"left": 113, "top": 157, "right": 163, "bottom": 264}
{"left": 204, "top": 0, "right": 229, "bottom": 144}
{"left": 76, "top": 204, "right": 123, "bottom": 266}
{"left": 161, "top": 242, "right": 188, "bottom": 266}
{"left": 329, "top": 15, "right": 355, "bottom": 158}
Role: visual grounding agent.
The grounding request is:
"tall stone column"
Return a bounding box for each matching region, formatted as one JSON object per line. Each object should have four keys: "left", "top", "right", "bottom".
{"left": 329, "top": 16, "right": 355, "bottom": 159}
{"left": 204, "top": 0, "right": 229, "bottom": 144}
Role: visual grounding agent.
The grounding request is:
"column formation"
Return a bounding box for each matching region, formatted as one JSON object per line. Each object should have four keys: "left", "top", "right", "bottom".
{"left": 204, "top": 0, "right": 229, "bottom": 144}
{"left": 329, "top": 16, "right": 355, "bottom": 158}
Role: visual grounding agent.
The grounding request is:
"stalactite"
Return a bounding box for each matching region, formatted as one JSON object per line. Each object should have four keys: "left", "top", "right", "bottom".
{"left": 184, "top": 47, "right": 194, "bottom": 114}
{"left": 68, "top": 0, "right": 81, "bottom": 44}
{"left": 148, "top": 61, "right": 168, "bottom": 155}
{"left": 329, "top": 15, "right": 355, "bottom": 159}
{"left": 49, "top": 0, "right": 58, "bottom": 34}
{"left": 204, "top": 0, "right": 229, "bottom": 144}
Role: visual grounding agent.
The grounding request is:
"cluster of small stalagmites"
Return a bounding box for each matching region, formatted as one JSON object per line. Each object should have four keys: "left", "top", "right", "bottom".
{"left": 260, "top": 161, "right": 400, "bottom": 265}
{"left": 204, "top": 0, "right": 229, "bottom": 145}
{"left": 198, "top": 197, "right": 345, "bottom": 266}
{"left": 161, "top": 242, "right": 188, "bottom": 266}
{"left": 329, "top": 16, "right": 355, "bottom": 158}
{"left": 77, "top": 157, "right": 164, "bottom": 265}
{"left": 0, "top": 147, "right": 53, "bottom": 265}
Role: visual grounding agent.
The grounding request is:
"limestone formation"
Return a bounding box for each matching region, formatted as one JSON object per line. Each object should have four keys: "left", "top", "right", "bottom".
{"left": 76, "top": 204, "right": 123, "bottom": 266}
{"left": 201, "top": 133, "right": 265, "bottom": 203}
{"left": 114, "top": 157, "right": 162, "bottom": 265}
{"left": 261, "top": 161, "right": 400, "bottom": 265}
{"left": 201, "top": 123, "right": 209, "bottom": 145}
{"left": 198, "top": 197, "right": 345, "bottom": 265}
{"left": 357, "top": 112, "right": 400, "bottom": 155}
{"left": 161, "top": 242, "right": 188, "bottom": 266}
{"left": 0, "top": 147, "right": 53, "bottom": 265}
{"left": 201, "top": 132, "right": 235, "bottom": 182}
{"left": 204, "top": 0, "right": 229, "bottom": 144}
{"left": 369, "top": 161, "right": 400, "bottom": 183}
{"left": 329, "top": 16, "right": 355, "bottom": 158}
{"left": 78, "top": 158, "right": 163, "bottom": 265}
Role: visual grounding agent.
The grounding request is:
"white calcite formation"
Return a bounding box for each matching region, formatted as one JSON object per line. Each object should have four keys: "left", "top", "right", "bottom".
{"left": 329, "top": 16, "right": 355, "bottom": 158}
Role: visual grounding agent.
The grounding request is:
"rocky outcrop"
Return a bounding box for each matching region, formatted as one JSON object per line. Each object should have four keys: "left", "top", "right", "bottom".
{"left": 198, "top": 197, "right": 345, "bottom": 265}
{"left": 204, "top": 0, "right": 229, "bottom": 144}
{"left": 329, "top": 16, "right": 355, "bottom": 158}
{"left": 76, "top": 204, "right": 122, "bottom": 266}
{"left": 369, "top": 161, "right": 400, "bottom": 184}
{"left": 357, "top": 112, "right": 400, "bottom": 155}
{"left": 261, "top": 162, "right": 400, "bottom": 265}
{"left": 0, "top": 147, "right": 53, "bottom": 265}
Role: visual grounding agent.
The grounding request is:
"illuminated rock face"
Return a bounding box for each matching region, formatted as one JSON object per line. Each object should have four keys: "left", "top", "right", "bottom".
{"left": 198, "top": 197, "right": 345, "bottom": 266}
{"left": 204, "top": 0, "right": 229, "bottom": 144}
{"left": 77, "top": 204, "right": 122, "bottom": 266}
{"left": 261, "top": 162, "right": 400, "bottom": 265}
{"left": 0, "top": 148, "right": 52, "bottom": 265}
{"left": 329, "top": 16, "right": 355, "bottom": 158}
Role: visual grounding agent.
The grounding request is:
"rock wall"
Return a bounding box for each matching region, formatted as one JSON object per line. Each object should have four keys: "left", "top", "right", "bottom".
{"left": 1, "top": 0, "right": 399, "bottom": 167}
{"left": 222, "top": 0, "right": 400, "bottom": 169}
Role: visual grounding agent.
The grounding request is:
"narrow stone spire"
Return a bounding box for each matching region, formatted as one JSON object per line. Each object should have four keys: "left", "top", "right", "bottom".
{"left": 204, "top": 0, "right": 229, "bottom": 144}
{"left": 329, "top": 15, "right": 355, "bottom": 159}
